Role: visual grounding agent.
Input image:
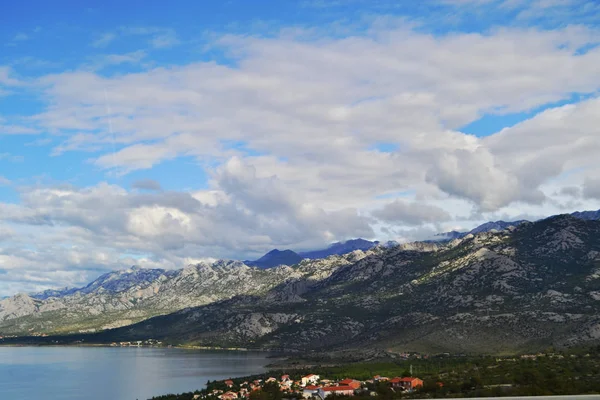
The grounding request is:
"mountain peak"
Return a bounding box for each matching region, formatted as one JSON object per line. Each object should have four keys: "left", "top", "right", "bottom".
{"left": 246, "top": 249, "right": 302, "bottom": 269}
{"left": 300, "top": 238, "right": 379, "bottom": 259}
{"left": 246, "top": 239, "right": 380, "bottom": 268}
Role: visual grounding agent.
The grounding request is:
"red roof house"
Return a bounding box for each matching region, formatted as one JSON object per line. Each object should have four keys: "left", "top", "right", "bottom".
{"left": 317, "top": 386, "right": 355, "bottom": 399}
{"left": 339, "top": 379, "right": 361, "bottom": 389}
{"left": 391, "top": 377, "right": 423, "bottom": 390}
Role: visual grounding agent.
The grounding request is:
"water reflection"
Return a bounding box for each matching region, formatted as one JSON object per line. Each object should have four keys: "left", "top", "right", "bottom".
{"left": 0, "top": 347, "right": 272, "bottom": 400}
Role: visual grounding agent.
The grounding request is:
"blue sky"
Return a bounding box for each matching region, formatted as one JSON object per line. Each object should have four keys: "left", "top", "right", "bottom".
{"left": 1, "top": 0, "right": 597, "bottom": 195}
{"left": 1, "top": 0, "right": 600, "bottom": 295}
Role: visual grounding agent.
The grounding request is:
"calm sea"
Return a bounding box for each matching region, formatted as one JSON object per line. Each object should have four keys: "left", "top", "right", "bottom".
{"left": 0, "top": 346, "right": 272, "bottom": 400}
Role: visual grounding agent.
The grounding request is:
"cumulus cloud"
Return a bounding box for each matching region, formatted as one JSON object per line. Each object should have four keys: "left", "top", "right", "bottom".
{"left": 558, "top": 186, "right": 582, "bottom": 198}
{"left": 0, "top": 66, "right": 21, "bottom": 87}
{"left": 131, "top": 179, "right": 163, "bottom": 191}
{"left": 2, "top": 15, "right": 600, "bottom": 295}
{"left": 21, "top": 24, "right": 600, "bottom": 212}
{"left": 425, "top": 147, "right": 546, "bottom": 211}
{"left": 583, "top": 177, "right": 600, "bottom": 200}
{"left": 372, "top": 200, "right": 452, "bottom": 225}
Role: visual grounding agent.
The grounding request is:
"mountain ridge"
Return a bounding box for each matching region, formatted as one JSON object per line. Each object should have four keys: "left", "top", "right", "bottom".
{"left": 246, "top": 238, "right": 380, "bottom": 269}
{"left": 3, "top": 211, "right": 600, "bottom": 355}
{"left": 92, "top": 213, "right": 600, "bottom": 353}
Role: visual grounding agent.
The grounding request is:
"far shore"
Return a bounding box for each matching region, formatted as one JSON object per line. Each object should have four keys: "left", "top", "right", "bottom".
{"left": 0, "top": 341, "right": 286, "bottom": 356}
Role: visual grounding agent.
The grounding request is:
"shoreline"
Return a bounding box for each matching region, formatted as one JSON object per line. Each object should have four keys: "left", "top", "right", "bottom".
{"left": 0, "top": 342, "right": 284, "bottom": 356}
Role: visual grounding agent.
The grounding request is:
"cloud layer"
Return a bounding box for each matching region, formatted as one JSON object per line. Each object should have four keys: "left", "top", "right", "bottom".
{"left": 1, "top": 7, "right": 600, "bottom": 295}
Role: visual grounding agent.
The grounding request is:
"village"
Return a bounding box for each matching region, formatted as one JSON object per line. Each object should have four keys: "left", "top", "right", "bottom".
{"left": 194, "top": 373, "right": 425, "bottom": 400}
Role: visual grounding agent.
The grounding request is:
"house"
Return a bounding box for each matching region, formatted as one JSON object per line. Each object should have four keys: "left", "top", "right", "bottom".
{"left": 225, "top": 380, "right": 234, "bottom": 388}
{"left": 317, "top": 386, "right": 355, "bottom": 399}
{"left": 390, "top": 377, "right": 423, "bottom": 391}
{"left": 266, "top": 377, "right": 277, "bottom": 383}
{"left": 219, "top": 392, "right": 239, "bottom": 400}
{"left": 301, "top": 374, "right": 320, "bottom": 387}
{"left": 280, "top": 380, "right": 292, "bottom": 390}
{"left": 373, "top": 375, "right": 389, "bottom": 382}
{"left": 281, "top": 374, "right": 290, "bottom": 382}
{"left": 339, "top": 379, "right": 361, "bottom": 390}
{"left": 303, "top": 385, "right": 320, "bottom": 398}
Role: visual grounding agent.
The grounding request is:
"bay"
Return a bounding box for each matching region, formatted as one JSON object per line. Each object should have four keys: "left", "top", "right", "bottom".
{"left": 0, "top": 346, "right": 272, "bottom": 400}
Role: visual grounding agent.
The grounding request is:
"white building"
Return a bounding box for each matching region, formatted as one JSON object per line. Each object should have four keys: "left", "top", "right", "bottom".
{"left": 302, "top": 385, "right": 319, "bottom": 398}
{"left": 317, "top": 386, "right": 355, "bottom": 399}
{"left": 301, "top": 374, "right": 320, "bottom": 387}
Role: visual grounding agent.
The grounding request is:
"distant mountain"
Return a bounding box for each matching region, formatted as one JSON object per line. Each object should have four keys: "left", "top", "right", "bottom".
{"left": 5, "top": 209, "right": 600, "bottom": 354}
{"left": 30, "top": 287, "right": 79, "bottom": 300}
{"left": 433, "top": 220, "right": 529, "bottom": 242}
{"left": 0, "top": 261, "right": 298, "bottom": 335}
{"left": 431, "top": 230, "right": 465, "bottom": 241}
{"left": 299, "top": 238, "right": 379, "bottom": 259}
{"left": 245, "top": 249, "right": 303, "bottom": 269}
{"left": 468, "top": 220, "right": 529, "bottom": 235}
{"left": 431, "top": 209, "right": 600, "bottom": 242}
{"left": 571, "top": 209, "right": 600, "bottom": 221}
{"left": 22, "top": 213, "right": 600, "bottom": 355}
{"left": 246, "top": 239, "right": 379, "bottom": 269}
{"left": 75, "top": 266, "right": 173, "bottom": 295}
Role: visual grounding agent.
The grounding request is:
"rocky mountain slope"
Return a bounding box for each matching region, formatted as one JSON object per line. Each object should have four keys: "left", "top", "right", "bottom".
{"left": 433, "top": 209, "right": 600, "bottom": 242}
{"left": 299, "top": 238, "right": 379, "bottom": 259}
{"left": 434, "top": 220, "right": 528, "bottom": 241}
{"left": 3, "top": 212, "right": 600, "bottom": 355}
{"left": 71, "top": 214, "right": 600, "bottom": 354}
{"left": 0, "top": 256, "right": 354, "bottom": 335}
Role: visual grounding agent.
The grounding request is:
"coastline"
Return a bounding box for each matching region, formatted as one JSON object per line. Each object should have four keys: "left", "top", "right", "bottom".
{"left": 0, "top": 342, "right": 272, "bottom": 351}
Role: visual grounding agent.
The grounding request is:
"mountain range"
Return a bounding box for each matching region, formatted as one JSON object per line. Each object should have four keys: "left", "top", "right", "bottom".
{"left": 1, "top": 210, "right": 600, "bottom": 355}
{"left": 432, "top": 220, "right": 529, "bottom": 241}
{"left": 245, "top": 238, "right": 379, "bottom": 269}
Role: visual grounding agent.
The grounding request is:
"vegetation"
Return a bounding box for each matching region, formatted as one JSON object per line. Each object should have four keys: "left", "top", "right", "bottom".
{"left": 148, "top": 347, "right": 600, "bottom": 399}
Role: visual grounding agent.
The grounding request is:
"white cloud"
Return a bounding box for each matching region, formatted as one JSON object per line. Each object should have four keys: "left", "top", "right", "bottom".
{"left": 86, "top": 50, "right": 147, "bottom": 71}
{"left": 92, "top": 27, "right": 180, "bottom": 50}
{"left": 149, "top": 31, "right": 180, "bottom": 48}
{"left": 28, "top": 24, "right": 600, "bottom": 210}
{"left": 0, "top": 153, "right": 24, "bottom": 162}
{"left": 2, "top": 18, "right": 600, "bottom": 295}
{"left": 0, "top": 66, "right": 21, "bottom": 87}
{"left": 583, "top": 177, "right": 600, "bottom": 200}
{"left": 372, "top": 200, "right": 452, "bottom": 225}
{"left": 92, "top": 32, "right": 117, "bottom": 48}
{"left": 131, "top": 179, "right": 163, "bottom": 191}
{"left": 13, "top": 33, "right": 29, "bottom": 41}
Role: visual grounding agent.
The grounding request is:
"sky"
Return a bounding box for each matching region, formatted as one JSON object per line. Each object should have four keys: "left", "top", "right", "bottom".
{"left": 1, "top": 0, "right": 600, "bottom": 296}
